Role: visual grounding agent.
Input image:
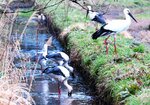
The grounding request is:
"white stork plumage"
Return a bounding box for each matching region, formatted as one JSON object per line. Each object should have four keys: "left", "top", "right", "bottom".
{"left": 31, "top": 40, "right": 49, "bottom": 70}
{"left": 86, "top": 6, "right": 106, "bottom": 25}
{"left": 42, "top": 66, "right": 73, "bottom": 96}
{"left": 31, "top": 37, "right": 52, "bottom": 69}
{"left": 37, "top": 13, "right": 47, "bottom": 26}
{"left": 46, "top": 52, "right": 74, "bottom": 78}
{"left": 38, "top": 43, "right": 48, "bottom": 68}
{"left": 92, "top": 8, "right": 137, "bottom": 54}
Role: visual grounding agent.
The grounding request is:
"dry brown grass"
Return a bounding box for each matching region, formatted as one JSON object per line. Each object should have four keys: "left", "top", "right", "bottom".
{"left": 0, "top": 76, "right": 34, "bottom": 105}
{"left": 0, "top": 1, "right": 35, "bottom": 105}
{"left": 59, "top": 22, "right": 92, "bottom": 42}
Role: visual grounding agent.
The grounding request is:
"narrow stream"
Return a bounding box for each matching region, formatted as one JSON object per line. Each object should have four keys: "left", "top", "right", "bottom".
{"left": 12, "top": 17, "right": 104, "bottom": 105}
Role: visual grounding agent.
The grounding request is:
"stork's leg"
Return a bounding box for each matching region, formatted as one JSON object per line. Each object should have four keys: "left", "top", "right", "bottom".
{"left": 104, "top": 35, "right": 110, "bottom": 54}
{"left": 58, "top": 82, "right": 61, "bottom": 95}
{"left": 114, "top": 35, "right": 117, "bottom": 54}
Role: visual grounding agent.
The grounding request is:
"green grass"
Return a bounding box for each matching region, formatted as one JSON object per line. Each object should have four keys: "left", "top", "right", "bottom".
{"left": 67, "top": 18, "right": 150, "bottom": 103}
{"left": 126, "top": 89, "right": 150, "bottom": 105}
{"left": 36, "top": 0, "right": 150, "bottom": 104}
{"left": 108, "top": 0, "right": 150, "bottom": 7}
{"left": 133, "top": 44, "right": 145, "bottom": 53}
{"left": 65, "top": 7, "right": 150, "bottom": 105}
{"left": 18, "top": 11, "right": 34, "bottom": 17}
{"left": 136, "top": 13, "right": 150, "bottom": 19}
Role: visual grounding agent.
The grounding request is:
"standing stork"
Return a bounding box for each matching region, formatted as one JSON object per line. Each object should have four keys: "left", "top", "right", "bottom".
{"left": 86, "top": 5, "right": 106, "bottom": 30}
{"left": 31, "top": 37, "right": 52, "bottom": 70}
{"left": 92, "top": 8, "right": 137, "bottom": 54}
{"left": 37, "top": 12, "right": 47, "bottom": 26}
{"left": 30, "top": 42, "right": 48, "bottom": 70}
{"left": 46, "top": 52, "right": 74, "bottom": 78}
{"left": 42, "top": 66, "right": 73, "bottom": 97}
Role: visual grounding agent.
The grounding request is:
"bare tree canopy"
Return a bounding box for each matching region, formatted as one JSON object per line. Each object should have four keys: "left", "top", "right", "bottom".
{"left": 0, "top": 0, "right": 111, "bottom": 15}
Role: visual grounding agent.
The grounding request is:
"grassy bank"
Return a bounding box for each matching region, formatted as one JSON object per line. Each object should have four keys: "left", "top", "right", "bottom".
{"left": 37, "top": 0, "right": 150, "bottom": 104}
{"left": 68, "top": 28, "right": 150, "bottom": 104}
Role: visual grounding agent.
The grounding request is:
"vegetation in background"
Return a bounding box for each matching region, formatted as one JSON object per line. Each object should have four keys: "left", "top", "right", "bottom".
{"left": 0, "top": 1, "right": 35, "bottom": 105}
{"left": 36, "top": 0, "right": 150, "bottom": 104}
{"left": 68, "top": 24, "right": 150, "bottom": 105}
{"left": 18, "top": 11, "right": 33, "bottom": 17}
{"left": 107, "top": 0, "right": 150, "bottom": 7}
{"left": 0, "top": 0, "right": 149, "bottom": 104}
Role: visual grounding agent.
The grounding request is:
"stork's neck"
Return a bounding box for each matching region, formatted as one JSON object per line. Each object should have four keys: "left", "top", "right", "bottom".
{"left": 89, "top": 9, "right": 92, "bottom": 12}
{"left": 125, "top": 13, "right": 131, "bottom": 24}
{"left": 41, "top": 14, "right": 46, "bottom": 20}
{"left": 87, "top": 6, "right": 92, "bottom": 11}
{"left": 64, "top": 80, "right": 73, "bottom": 93}
{"left": 42, "top": 44, "right": 48, "bottom": 57}
{"left": 64, "top": 63, "right": 74, "bottom": 72}
{"left": 58, "top": 60, "right": 64, "bottom": 66}
{"left": 87, "top": 6, "right": 92, "bottom": 14}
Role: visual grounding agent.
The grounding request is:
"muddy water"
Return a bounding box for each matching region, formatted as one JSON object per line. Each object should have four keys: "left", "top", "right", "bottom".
{"left": 13, "top": 17, "right": 104, "bottom": 105}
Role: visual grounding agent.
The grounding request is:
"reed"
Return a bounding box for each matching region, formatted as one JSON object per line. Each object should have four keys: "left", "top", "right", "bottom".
{"left": 0, "top": 1, "right": 35, "bottom": 105}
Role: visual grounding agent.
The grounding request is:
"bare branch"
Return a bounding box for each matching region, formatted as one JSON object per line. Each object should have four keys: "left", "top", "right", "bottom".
{"left": 0, "top": 0, "right": 65, "bottom": 13}
{"left": 101, "top": 3, "right": 111, "bottom": 15}
{"left": 70, "top": 0, "right": 88, "bottom": 11}
{"left": 22, "top": 0, "right": 53, "bottom": 13}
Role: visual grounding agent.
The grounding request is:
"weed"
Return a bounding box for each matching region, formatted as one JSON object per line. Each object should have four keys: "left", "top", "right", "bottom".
{"left": 133, "top": 44, "right": 145, "bottom": 53}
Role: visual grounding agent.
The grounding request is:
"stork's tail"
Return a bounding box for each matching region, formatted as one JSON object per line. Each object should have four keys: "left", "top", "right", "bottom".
{"left": 42, "top": 67, "right": 52, "bottom": 74}
{"left": 92, "top": 24, "right": 113, "bottom": 39}
{"left": 92, "top": 29, "right": 103, "bottom": 39}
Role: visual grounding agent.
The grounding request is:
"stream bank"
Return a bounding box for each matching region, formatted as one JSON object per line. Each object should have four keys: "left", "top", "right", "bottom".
{"left": 58, "top": 24, "right": 150, "bottom": 105}
{"left": 58, "top": 31, "right": 113, "bottom": 105}
{"left": 12, "top": 11, "right": 109, "bottom": 104}
{"left": 48, "top": 1, "right": 150, "bottom": 104}
{"left": 8, "top": 0, "right": 149, "bottom": 104}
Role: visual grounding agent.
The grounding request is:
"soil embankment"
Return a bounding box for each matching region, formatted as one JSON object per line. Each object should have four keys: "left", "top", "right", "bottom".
{"left": 57, "top": 4, "right": 150, "bottom": 105}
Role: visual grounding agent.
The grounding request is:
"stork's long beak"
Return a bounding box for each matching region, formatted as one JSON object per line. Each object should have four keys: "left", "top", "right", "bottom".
{"left": 128, "top": 12, "right": 137, "bottom": 23}
{"left": 86, "top": 9, "right": 89, "bottom": 18}
{"left": 68, "top": 91, "right": 72, "bottom": 97}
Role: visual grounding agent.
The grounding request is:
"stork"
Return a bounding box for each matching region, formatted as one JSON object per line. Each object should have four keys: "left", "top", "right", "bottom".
{"left": 37, "top": 42, "right": 48, "bottom": 69}
{"left": 31, "top": 38, "right": 50, "bottom": 70}
{"left": 92, "top": 8, "right": 137, "bottom": 54}
{"left": 42, "top": 66, "right": 73, "bottom": 97}
{"left": 46, "top": 52, "right": 74, "bottom": 78}
{"left": 86, "top": 5, "right": 106, "bottom": 30}
{"left": 30, "top": 45, "right": 47, "bottom": 70}
{"left": 37, "top": 12, "right": 47, "bottom": 26}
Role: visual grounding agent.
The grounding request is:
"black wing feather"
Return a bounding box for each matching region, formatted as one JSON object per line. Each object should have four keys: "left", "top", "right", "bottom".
{"left": 92, "top": 24, "right": 114, "bottom": 39}
{"left": 46, "top": 53, "right": 62, "bottom": 59}
{"left": 92, "top": 14, "right": 106, "bottom": 25}
{"left": 43, "top": 67, "right": 66, "bottom": 77}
